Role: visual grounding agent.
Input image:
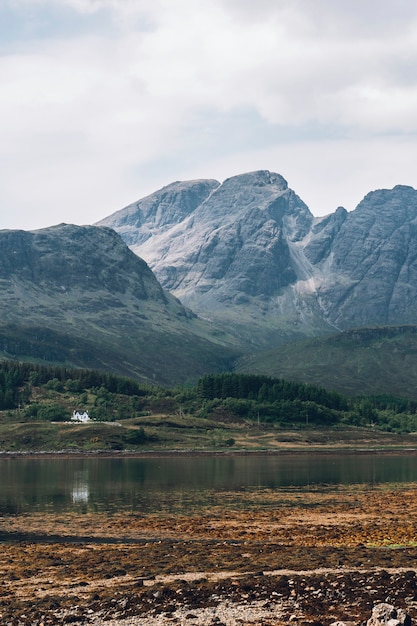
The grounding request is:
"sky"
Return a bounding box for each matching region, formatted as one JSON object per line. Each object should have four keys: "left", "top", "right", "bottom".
{"left": 1, "top": 0, "right": 417, "bottom": 230}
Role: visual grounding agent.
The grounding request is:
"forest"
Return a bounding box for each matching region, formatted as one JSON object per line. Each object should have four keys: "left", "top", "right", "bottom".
{"left": 1, "top": 360, "right": 417, "bottom": 434}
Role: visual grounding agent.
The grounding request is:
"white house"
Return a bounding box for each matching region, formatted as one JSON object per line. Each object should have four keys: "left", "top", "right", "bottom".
{"left": 71, "top": 410, "right": 91, "bottom": 423}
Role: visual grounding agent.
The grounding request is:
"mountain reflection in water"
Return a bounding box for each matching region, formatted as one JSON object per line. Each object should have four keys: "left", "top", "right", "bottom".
{"left": 0, "top": 453, "right": 417, "bottom": 515}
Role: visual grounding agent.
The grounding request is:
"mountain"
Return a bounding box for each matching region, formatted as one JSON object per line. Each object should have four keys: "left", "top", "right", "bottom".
{"left": 2, "top": 171, "right": 417, "bottom": 396}
{"left": 98, "top": 171, "right": 417, "bottom": 347}
{"left": 98, "top": 171, "right": 331, "bottom": 346}
{"left": 305, "top": 185, "right": 417, "bottom": 328}
{"left": 102, "top": 179, "right": 220, "bottom": 248}
{"left": 0, "top": 224, "right": 237, "bottom": 385}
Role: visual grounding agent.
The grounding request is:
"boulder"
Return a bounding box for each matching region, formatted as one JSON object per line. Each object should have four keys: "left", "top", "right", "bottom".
{"left": 330, "top": 603, "right": 411, "bottom": 626}
{"left": 367, "top": 603, "right": 411, "bottom": 626}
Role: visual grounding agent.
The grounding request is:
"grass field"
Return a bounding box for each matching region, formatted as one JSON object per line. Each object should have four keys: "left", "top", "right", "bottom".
{"left": 1, "top": 413, "right": 417, "bottom": 453}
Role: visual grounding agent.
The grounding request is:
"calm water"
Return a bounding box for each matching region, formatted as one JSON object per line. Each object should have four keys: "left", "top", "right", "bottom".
{"left": 1, "top": 453, "right": 417, "bottom": 515}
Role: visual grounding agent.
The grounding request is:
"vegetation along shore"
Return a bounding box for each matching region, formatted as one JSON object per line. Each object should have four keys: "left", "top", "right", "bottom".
{"left": 2, "top": 360, "right": 417, "bottom": 453}
{"left": 2, "top": 360, "right": 417, "bottom": 624}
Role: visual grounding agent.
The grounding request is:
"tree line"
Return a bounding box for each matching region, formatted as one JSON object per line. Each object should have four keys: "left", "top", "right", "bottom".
{"left": 1, "top": 360, "right": 417, "bottom": 432}
{"left": 197, "top": 373, "right": 348, "bottom": 410}
{"left": 0, "top": 360, "right": 149, "bottom": 411}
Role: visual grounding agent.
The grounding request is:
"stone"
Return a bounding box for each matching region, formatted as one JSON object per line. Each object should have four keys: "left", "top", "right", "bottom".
{"left": 367, "top": 603, "right": 411, "bottom": 626}
{"left": 329, "top": 604, "right": 411, "bottom": 626}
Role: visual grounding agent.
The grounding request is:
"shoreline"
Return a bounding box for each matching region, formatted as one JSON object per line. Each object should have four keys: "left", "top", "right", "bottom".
{"left": 1, "top": 446, "right": 417, "bottom": 459}
{"left": 2, "top": 486, "right": 417, "bottom": 624}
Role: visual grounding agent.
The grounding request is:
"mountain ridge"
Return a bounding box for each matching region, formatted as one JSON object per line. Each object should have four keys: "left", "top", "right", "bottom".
{"left": 98, "top": 170, "right": 417, "bottom": 347}
{"left": 0, "top": 223, "right": 238, "bottom": 384}
{"left": 2, "top": 170, "right": 417, "bottom": 395}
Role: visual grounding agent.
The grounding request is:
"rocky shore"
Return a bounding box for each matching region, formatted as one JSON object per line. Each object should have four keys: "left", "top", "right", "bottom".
{"left": 1, "top": 487, "right": 417, "bottom": 625}
{"left": 76, "top": 602, "right": 413, "bottom": 626}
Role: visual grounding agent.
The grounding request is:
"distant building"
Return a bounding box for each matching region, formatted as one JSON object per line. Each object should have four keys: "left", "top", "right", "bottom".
{"left": 71, "top": 410, "right": 91, "bottom": 423}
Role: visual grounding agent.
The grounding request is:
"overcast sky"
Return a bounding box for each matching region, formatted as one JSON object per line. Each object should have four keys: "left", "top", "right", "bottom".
{"left": 1, "top": 0, "right": 417, "bottom": 230}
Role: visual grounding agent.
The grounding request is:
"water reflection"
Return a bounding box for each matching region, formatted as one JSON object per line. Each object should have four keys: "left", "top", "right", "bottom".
{"left": 0, "top": 453, "right": 416, "bottom": 515}
{"left": 72, "top": 470, "right": 89, "bottom": 504}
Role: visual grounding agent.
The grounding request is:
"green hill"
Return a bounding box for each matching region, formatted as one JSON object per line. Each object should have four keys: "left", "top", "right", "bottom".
{"left": 235, "top": 326, "right": 417, "bottom": 399}
{"left": 2, "top": 362, "right": 417, "bottom": 452}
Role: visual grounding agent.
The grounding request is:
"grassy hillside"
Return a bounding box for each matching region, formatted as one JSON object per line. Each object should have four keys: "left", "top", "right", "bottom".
{"left": 2, "top": 361, "right": 417, "bottom": 451}
{"left": 0, "top": 321, "right": 238, "bottom": 387}
{"left": 235, "top": 326, "right": 417, "bottom": 399}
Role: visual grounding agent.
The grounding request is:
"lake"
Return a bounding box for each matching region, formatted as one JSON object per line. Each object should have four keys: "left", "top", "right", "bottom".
{"left": 1, "top": 453, "right": 417, "bottom": 515}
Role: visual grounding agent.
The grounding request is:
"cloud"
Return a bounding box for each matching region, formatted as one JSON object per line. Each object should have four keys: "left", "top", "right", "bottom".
{"left": 0, "top": 0, "right": 417, "bottom": 229}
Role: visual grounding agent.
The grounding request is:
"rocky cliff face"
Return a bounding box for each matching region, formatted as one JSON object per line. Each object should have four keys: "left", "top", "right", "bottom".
{"left": 100, "top": 172, "right": 313, "bottom": 298}
{"left": 0, "top": 224, "right": 170, "bottom": 310}
{"left": 98, "top": 179, "right": 219, "bottom": 248}
{"left": 309, "top": 185, "right": 417, "bottom": 328}
{"left": 98, "top": 171, "right": 323, "bottom": 345}
{"left": 99, "top": 171, "right": 417, "bottom": 345}
{"left": 0, "top": 224, "right": 237, "bottom": 384}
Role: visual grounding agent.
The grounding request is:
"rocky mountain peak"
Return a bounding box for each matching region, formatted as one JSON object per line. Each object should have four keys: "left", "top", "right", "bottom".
{"left": 125, "top": 172, "right": 313, "bottom": 304}
{"left": 99, "top": 174, "right": 417, "bottom": 347}
{"left": 97, "top": 179, "right": 219, "bottom": 247}
{"left": 310, "top": 184, "right": 417, "bottom": 328}
{"left": 221, "top": 170, "right": 288, "bottom": 190}
{"left": 190, "top": 170, "right": 295, "bottom": 226}
{"left": 0, "top": 223, "right": 173, "bottom": 306}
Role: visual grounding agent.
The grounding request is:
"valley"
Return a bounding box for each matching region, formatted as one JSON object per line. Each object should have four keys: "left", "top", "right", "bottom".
{"left": 2, "top": 171, "right": 417, "bottom": 397}
{"left": 1, "top": 363, "right": 417, "bottom": 454}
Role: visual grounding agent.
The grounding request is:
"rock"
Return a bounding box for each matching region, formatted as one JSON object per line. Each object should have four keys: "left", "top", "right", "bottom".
{"left": 328, "top": 603, "right": 411, "bottom": 626}
{"left": 367, "top": 603, "right": 411, "bottom": 626}
{"left": 315, "top": 185, "right": 417, "bottom": 329}
{"left": 99, "top": 170, "right": 322, "bottom": 346}
{"left": 97, "top": 178, "right": 220, "bottom": 248}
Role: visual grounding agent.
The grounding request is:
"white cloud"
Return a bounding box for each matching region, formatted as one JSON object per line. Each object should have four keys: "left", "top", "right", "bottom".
{"left": 1, "top": 0, "right": 417, "bottom": 230}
